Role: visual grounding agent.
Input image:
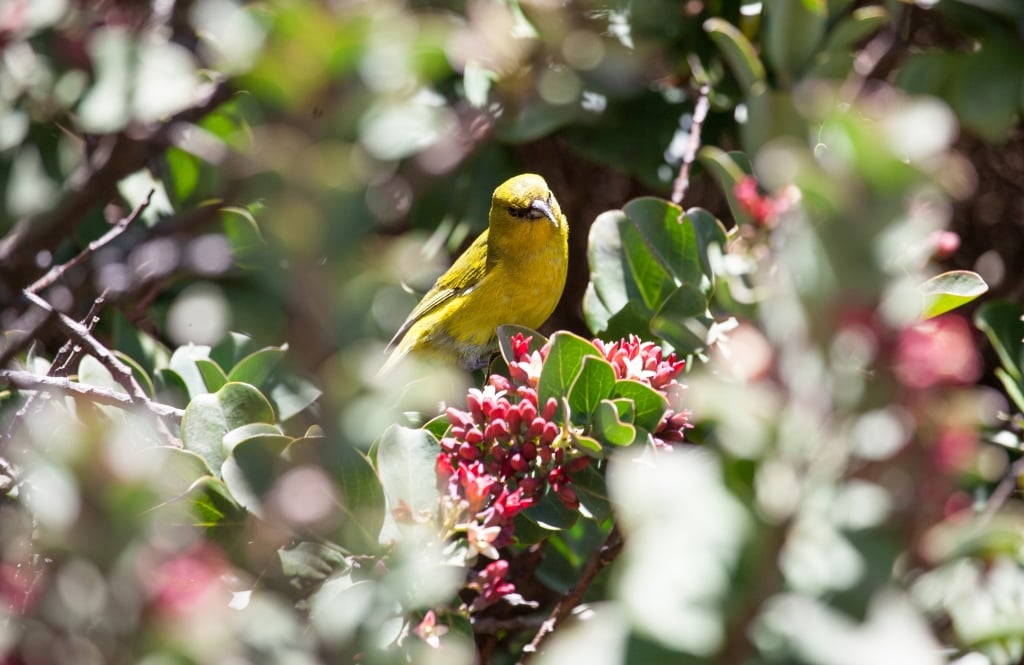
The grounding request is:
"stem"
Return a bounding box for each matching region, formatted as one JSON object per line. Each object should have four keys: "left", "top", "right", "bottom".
{"left": 0, "top": 370, "right": 185, "bottom": 420}
{"left": 27, "top": 190, "right": 154, "bottom": 294}
{"left": 517, "top": 526, "right": 623, "bottom": 662}
{"left": 671, "top": 84, "right": 711, "bottom": 207}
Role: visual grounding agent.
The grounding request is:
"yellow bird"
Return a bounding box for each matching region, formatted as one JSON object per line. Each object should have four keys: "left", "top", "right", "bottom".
{"left": 383, "top": 173, "right": 569, "bottom": 372}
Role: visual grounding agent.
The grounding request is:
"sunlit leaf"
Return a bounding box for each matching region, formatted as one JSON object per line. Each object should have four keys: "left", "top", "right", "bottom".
{"left": 920, "top": 270, "right": 988, "bottom": 319}
{"left": 180, "top": 381, "right": 276, "bottom": 472}
{"left": 538, "top": 332, "right": 603, "bottom": 416}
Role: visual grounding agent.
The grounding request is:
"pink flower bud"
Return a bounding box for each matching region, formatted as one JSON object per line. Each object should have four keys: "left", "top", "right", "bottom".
{"left": 459, "top": 442, "right": 480, "bottom": 461}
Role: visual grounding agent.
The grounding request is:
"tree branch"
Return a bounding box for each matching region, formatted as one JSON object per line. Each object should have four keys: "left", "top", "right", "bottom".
{"left": 671, "top": 84, "right": 711, "bottom": 207}
{"left": 0, "top": 369, "right": 185, "bottom": 420}
{"left": 27, "top": 190, "right": 154, "bottom": 295}
{"left": 19, "top": 290, "right": 181, "bottom": 447}
{"left": 517, "top": 526, "right": 623, "bottom": 662}
{"left": 0, "top": 81, "right": 233, "bottom": 303}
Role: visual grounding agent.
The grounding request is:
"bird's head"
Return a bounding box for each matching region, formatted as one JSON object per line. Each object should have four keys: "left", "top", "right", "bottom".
{"left": 491, "top": 173, "right": 564, "bottom": 231}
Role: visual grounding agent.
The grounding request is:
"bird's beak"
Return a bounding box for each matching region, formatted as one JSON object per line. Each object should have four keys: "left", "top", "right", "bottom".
{"left": 529, "top": 198, "right": 559, "bottom": 227}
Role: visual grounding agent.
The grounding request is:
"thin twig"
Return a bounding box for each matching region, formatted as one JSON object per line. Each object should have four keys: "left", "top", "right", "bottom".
{"left": 839, "top": 5, "right": 910, "bottom": 102}
{"left": 27, "top": 190, "right": 154, "bottom": 294}
{"left": 22, "top": 290, "right": 148, "bottom": 403}
{"left": 670, "top": 84, "right": 711, "bottom": 207}
{"left": 517, "top": 526, "right": 623, "bottom": 663}
{"left": 0, "top": 82, "right": 232, "bottom": 303}
{"left": 50, "top": 290, "right": 109, "bottom": 377}
{"left": 981, "top": 453, "right": 1024, "bottom": 523}
{"left": 0, "top": 370, "right": 185, "bottom": 420}
{"left": 20, "top": 290, "right": 181, "bottom": 447}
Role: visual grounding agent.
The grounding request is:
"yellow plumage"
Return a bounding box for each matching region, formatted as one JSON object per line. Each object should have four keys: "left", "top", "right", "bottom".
{"left": 383, "top": 173, "right": 569, "bottom": 372}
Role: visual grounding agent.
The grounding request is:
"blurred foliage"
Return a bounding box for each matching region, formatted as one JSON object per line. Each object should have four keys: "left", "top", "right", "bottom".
{"left": 1, "top": 0, "right": 1023, "bottom": 663}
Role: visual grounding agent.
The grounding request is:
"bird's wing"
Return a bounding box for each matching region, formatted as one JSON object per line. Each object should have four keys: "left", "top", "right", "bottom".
{"left": 386, "top": 230, "right": 490, "bottom": 351}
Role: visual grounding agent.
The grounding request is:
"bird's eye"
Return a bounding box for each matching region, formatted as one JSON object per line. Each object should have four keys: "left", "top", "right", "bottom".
{"left": 507, "top": 206, "right": 526, "bottom": 218}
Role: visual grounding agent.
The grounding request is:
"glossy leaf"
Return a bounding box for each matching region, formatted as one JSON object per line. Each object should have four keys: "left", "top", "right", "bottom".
{"left": 180, "top": 381, "right": 276, "bottom": 473}
{"left": 699, "top": 147, "right": 754, "bottom": 227}
{"left": 168, "top": 344, "right": 213, "bottom": 401}
{"left": 650, "top": 284, "right": 710, "bottom": 355}
{"left": 376, "top": 425, "right": 441, "bottom": 542}
{"left": 522, "top": 489, "right": 578, "bottom": 531}
{"left": 227, "top": 346, "right": 286, "bottom": 385}
{"left": 612, "top": 380, "right": 669, "bottom": 433}
{"left": 497, "top": 324, "right": 548, "bottom": 366}
{"left": 568, "top": 355, "right": 617, "bottom": 420}
{"left": 623, "top": 197, "right": 704, "bottom": 288}
{"left": 704, "top": 18, "right": 767, "bottom": 94}
{"left": 920, "top": 270, "right": 988, "bottom": 320}
{"left": 764, "top": 0, "right": 827, "bottom": 86}
{"left": 195, "top": 358, "right": 228, "bottom": 393}
{"left": 538, "top": 332, "right": 603, "bottom": 415}
{"left": 594, "top": 399, "right": 637, "bottom": 447}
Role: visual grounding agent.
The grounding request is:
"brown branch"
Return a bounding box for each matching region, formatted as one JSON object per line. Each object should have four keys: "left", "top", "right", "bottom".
{"left": 20, "top": 290, "right": 181, "bottom": 446}
{"left": 0, "top": 81, "right": 233, "bottom": 303}
{"left": 517, "top": 526, "right": 623, "bottom": 663}
{"left": 22, "top": 290, "right": 149, "bottom": 403}
{"left": 49, "top": 290, "right": 108, "bottom": 378}
{"left": 0, "top": 369, "right": 185, "bottom": 420}
{"left": 27, "top": 190, "right": 154, "bottom": 294}
{"left": 670, "top": 84, "right": 711, "bottom": 207}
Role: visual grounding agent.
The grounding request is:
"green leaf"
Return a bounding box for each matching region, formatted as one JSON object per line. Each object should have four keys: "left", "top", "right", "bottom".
{"left": 920, "top": 270, "right": 988, "bottom": 319}
{"left": 522, "top": 489, "right": 578, "bottom": 531}
{"left": 186, "top": 476, "right": 245, "bottom": 528}
{"left": 279, "top": 541, "right": 350, "bottom": 583}
{"left": 623, "top": 197, "right": 704, "bottom": 288}
{"left": 572, "top": 464, "right": 612, "bottom": 523}
{"left": 145, "top": 447, "right": 215, "bottom": 497}
{"left": 764, "top": 0, "right": 827, "bottom": 86}
{"left": 227, "top": 346, "right": 286, "bottom": 385}
{"left": 328, "top": 442, "right": 385, "bottom": 555}
{"left": 538, "top": 332, "right": 602, "bottom": 416}
{"left": 742, "top": 87, "right": 807, "bottom": 158}
{"left": 613, "top": 380, "right": 669, "bottom": 432}
{"left": 196, "top": 358, "right": 228, "bottom": 393}
{"left": 265, "top": 373, "right": 322, "bottom": 421}
{"left": 621, "top": 220, "right": 676, "bottom": 311}
{"left": 114, "top": 351, "right": 155, "bottom": 397}
{"left": 169, "top": 344, "right": 213, "bottom": 401}
{"left": 587, "top": 210, "right": 636, "bottom": 317}
{"left": 568, "top": 355, "right": 617, "bottom": 420}
{"left": 211, "top": 331, "right": 255, "bottom": 370}
{"left": 180, "top": 382, "right": 276, "bottom": 473}
{"left": 650, "top": 284, "right": 710, "bottom": 355}
{"left": 223, "top": 422, "right": 284, "bottom": 452}
{"left": 995, "top": 367, "right": 1024, "bottom": 415}
{"left": 497, "top": 324, "right": 548, "bottom": 366}
{"left": 594, "top": 399, "right": 637, "bottom": 447}
{"left": 77, "top": 355, "right": 123, "bottom": 395}
{"left": 685, "top": 207, "right": 729, "bottom": 281}
{"left": 221, "top": 430, "right": 292, "bottom": 516}
{"left": 111, "top": 311, "right": 171, "bottom": 380}
{"left": 704, "top": 18, "right": 767, "bottom": 94}
{"left": 422, "top": 413, "right": 451, "bottom": 441}
{"left": 376, "top": 425, "right": 441, "bottom": 542}
{"left": 698, "top": 147, "right": 754, "bottom": 227}
{"left": 975, "top": 301, "right": 1024, "bottom": 383}
{"left": 822, "top": 6, "right": 888, "bottom": 54}
{"left": 583, "top": 282, "right": 614, "bottom": 336}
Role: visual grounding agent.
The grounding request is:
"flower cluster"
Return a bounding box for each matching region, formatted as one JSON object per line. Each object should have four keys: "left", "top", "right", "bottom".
{"left": 733, "top": 176, "right": 799, "bottom": 228}
{"left": 437, "top": 333, "right": 689, "bottom": 611}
